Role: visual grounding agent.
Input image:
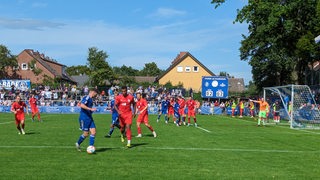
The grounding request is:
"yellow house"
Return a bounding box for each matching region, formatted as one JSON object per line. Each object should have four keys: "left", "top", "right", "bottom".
{"left": 158, "top": 52, "right": 215, "bottom": 92}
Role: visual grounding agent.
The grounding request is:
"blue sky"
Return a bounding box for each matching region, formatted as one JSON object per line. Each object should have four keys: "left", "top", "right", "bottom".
{"left": 0, "top": 0, "right": 251, "bottom": 84}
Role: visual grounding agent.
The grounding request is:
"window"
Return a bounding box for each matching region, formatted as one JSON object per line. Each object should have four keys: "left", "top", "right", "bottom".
{"left": 21, "top": 63, "right": 28, "bottom": 70}
{"left": 193, "top": 66, "right": 199, "bottom": 72}
{"left": 185, "top": 66, "right": 191, "bottom": 72}
{"left": 177, "top": 66, "right": 183, "bottom": 72}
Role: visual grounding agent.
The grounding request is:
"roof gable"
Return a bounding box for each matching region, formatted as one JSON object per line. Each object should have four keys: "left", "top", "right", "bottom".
{"left": 157, "top": 52, "right": 215, "bottom": 80}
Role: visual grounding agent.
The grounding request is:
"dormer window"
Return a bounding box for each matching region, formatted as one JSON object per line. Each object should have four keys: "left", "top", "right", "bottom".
{"left": 193, "top": 66, "right": 199, "bottom": 72}
{"left": 185, "top": 66, "right": 191, "bottom": 72}
{"left": 21, "top": 63, "right": 28, "bottom": 70}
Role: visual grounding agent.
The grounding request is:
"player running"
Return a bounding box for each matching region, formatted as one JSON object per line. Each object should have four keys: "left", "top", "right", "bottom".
{"left": 29, "top": 94, "right": 42, "bottom": 122}
{"left": 114, "top": 86, "right": 135, "bottom": 148}
{"left": 11, "top": 95, "right": 29, "bottom": 135}
{"left": 105, "top": 90, "right": 121, "bottom": 138}
{"left": 75, "top": 88, "right": 98, "bottom": 152}
{"left": 135, "top": 92, "right": 156, "bottom": 138}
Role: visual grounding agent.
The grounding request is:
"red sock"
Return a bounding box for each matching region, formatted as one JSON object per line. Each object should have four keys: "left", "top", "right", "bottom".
{"left": 137, "top": 127, "right": 141, "bottom": 134}
{"left": 148, "top": 126, "right": 154, "bottom": 132}
{"left": 126, "top": 128, "right": 131, "bottom": 140}
{"left": 38, "top": 114, "right": 41, "bottom": 120}
{"left": 188, "top": 118, "right": 190, "bottom": 123}
{"left": 194, "top": 118, "right": 197, "bottom": 123}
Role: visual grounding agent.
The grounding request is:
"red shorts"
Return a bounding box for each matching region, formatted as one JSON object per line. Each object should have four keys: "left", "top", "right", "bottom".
{"left": 31, "top": 107, "right": 39, "bottom": 114}
{"left": 15, "top": 114, "right": 25, "bottom": 125}
{"left": 168, "top": 109, "right": 174, "bottom": 115}
{"left": 188, "top": 110, "right": 195, "bottom": 117}
{"left": 119, "top": 112, "right": 133, "bottom": 126}
{"left": 179, "top": 109, "right": 185, "bottom": 116}
{"left": 137, "top": 112, "right": 148, "bottom": 124}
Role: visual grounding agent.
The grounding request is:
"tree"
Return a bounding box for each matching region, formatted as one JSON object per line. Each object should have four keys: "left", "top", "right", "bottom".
{"left": 113, "top": 65, "right": 139, "bottom": 76}
{"left": 211, "top": 0, "right": 320, "bottom": 91}
{"left": 140, "top": 62, "right": 162, "bottom": 76}
{"left": 87, "top": 47, "right": 114, "bottom": 86}
{"left": 66, "top": 65, "right": 91, "bottom": 76}
{"left": 28, "top": 59, "right": 43, "bottom": 76}
{"left": 219, "top": 71, "right": 234, "bottom": 78}
{"left": 0, "top": 45, "right": 18, "bottom": 78}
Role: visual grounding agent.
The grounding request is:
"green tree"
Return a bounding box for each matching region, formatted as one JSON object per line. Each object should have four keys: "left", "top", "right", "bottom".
{"left": 113, "top": 65, "right": 139, "bottom": 76}
{"left": 28, "top": 59, "right": 43, "bottom": 76}
{"left": 219, "top": 71, "right": 234, "bottom": 78}
{"left": 211, "top": 0, "right": 320, "bottom": 91}
{"left": 0, "top": 45, "right": 18, "bottom": 78}
{"left": 140, "top": 62, "right": 162, "bottom": 76}
{"left": 66, "top": 65, "right": 91, "bottom": 76}
{"left": 87, "top": 47, "right": 114, "bottom": 86}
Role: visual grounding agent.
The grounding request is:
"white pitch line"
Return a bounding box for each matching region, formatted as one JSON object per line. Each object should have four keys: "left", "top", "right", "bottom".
{"left": 0, "top": 121, "right": 13, "bottom": 125}
{"left": 196, "top": 126, "right": 211, "bottom": 133}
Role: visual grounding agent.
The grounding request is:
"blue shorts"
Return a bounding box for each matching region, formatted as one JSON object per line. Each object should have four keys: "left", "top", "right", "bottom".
{"left": 161, "top": 109, "right": 168, "bottom": 115}
{"left": 111, "top": 114, "right": 119, "bottom": 125}
{"left": 174, "top": 111, "right": 180, "bottom": 119}
{"left": 80, "top": 118, "right": 96, "bottom": 131}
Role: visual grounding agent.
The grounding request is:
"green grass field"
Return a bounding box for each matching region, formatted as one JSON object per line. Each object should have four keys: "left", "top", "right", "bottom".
{"left": 0, "top": 113, "right": 319, "bottom": 179}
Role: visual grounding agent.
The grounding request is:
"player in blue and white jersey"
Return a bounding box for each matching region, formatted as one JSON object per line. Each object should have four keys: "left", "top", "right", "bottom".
{"left": 105, "top": 90, "right": 121, "bottom": 138}
{"left": 156, "top": 96, "right": 169, "bottom": 123}
{"left": 173, "top": 98, "right": 181, "bottom": 126}
{"left": 75, "top": 88, "right": 98, "bottom": 152}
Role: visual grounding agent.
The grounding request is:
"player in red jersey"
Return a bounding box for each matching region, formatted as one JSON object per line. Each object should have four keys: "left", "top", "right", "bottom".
{"left": 29, "top": 94, "right": 41, "bottom": 122}
{"left": 134, "top": 92, "right": 156, "bottom": 138}
{"left": 178, "top": 95, "right": 186, "bottom": 125}
{"left": 186, "top": 96, "right": 197, "bottom": 127}
{"left": 11, "top": 95, "right": 29, "bottom": 134}
{"left": 114, "top": 86, "right": 135, "bottom": 148}
{"left": 167, "top": 96, "right": 174, "bottom": 124}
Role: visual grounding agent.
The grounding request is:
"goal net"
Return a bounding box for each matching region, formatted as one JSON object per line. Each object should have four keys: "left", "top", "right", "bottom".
{"left": 264, "top": 85, "right": 320, "bottom": 129}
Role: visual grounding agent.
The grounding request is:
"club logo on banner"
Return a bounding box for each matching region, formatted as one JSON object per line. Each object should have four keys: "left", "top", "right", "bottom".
{"left": 201, "top": 76, "right": 228, "bottom": 99}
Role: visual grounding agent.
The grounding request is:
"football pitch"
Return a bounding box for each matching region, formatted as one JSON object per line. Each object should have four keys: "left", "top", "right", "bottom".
{"left": 0, "top": 113, "right": 319, "bottom": 179}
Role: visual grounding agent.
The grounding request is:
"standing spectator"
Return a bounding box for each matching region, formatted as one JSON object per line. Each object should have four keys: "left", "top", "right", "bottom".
{"left": 135, "top": 92, "right": 156, "bottom": 137}
{"left": 11, "top": 95, "right": 29, "bottom": 135}
{"left": 273, "top": 101, "right": 281, "bottom": 124}
{"left": 29, "top": 94, "right": 42, "bottom": 122}
{"left": 239, "top": 100, "right": 244, "bottom": 118}
{"left": 114, "top": 86, "right": 135, "bottom": 148}
{"left": 231, "top": 100, "right": 237, "bottom": 117}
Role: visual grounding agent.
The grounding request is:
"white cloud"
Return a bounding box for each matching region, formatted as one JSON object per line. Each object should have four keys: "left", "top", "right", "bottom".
{"left": 150, "top": 8, "right": 186, "bottom": 18}
{"left": 0, "top": 17, "right": 64, "bottom": 30}
{"left": 31, "top": 2, "right": 47, "bottom": 8}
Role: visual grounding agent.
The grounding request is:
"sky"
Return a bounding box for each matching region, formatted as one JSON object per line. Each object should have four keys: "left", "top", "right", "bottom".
{"left": 0, "top": 0, "right": 251, "bottom": 84}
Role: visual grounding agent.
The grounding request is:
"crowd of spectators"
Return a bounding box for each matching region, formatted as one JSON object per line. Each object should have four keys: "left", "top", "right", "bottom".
{"left": 0, "top": 83, "right": 188, "bottom": 108}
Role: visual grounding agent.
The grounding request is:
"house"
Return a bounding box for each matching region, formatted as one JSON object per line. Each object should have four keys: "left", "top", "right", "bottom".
{"left": 7, "top": 49, "right": 75, "bottom": 85}
{"left": 228, "top": 78, "right": 245, "bottom": 93}
{"left": 157, "top": 52, "right": 215, "bottom": 92}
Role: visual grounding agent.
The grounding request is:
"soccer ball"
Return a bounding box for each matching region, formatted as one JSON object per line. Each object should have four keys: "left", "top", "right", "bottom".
{"left": 86, "top": 145, "right": 95, "bottom": 154}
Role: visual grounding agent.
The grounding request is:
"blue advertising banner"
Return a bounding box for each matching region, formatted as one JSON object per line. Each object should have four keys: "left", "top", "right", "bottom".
{"left": 201, "top": 76, "right": 228, "bottom": 99}
{"left": 0, "top": 79, "right": 31, "bottom": 91}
